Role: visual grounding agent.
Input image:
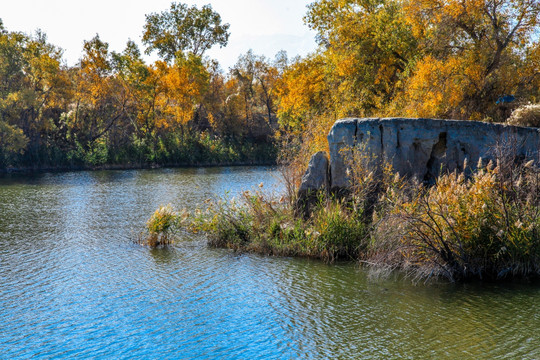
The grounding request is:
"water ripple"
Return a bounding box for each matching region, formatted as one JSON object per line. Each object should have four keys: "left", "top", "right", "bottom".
{"left": 1, "top": 168, "right": 540, "bottom": 359}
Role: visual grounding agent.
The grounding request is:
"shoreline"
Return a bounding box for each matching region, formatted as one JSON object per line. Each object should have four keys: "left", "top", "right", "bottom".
{"left": 0, "top": 160, "right": 278, "bottom": 175}
{"left": 178, "top": 157, "right": 540, "bottom": 283}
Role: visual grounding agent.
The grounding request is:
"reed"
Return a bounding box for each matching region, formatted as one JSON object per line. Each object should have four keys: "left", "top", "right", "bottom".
{"left": 141, "top": 204, "right": 186, "bottom": 247}
{"left": 148, "top": 150, "right": 540, "bottom": 281}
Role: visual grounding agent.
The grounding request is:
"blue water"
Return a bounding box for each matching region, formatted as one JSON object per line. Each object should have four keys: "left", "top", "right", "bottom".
{"left": 1, "top": 167, "right": 539, "bottom": 359}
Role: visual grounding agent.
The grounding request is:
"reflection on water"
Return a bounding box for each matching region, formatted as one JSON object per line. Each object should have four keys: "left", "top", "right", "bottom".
{"left": 0, "top": 167, "right": 539, "bottom": 359}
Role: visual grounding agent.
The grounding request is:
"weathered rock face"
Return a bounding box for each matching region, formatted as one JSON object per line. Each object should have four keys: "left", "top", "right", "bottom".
{"left": 300, "top": 118, "right": 540, "bottom": 194}
{"left": 299, "top": 151, "right": 329, "bottom": 193}
{"left": 296, "top": 151, "right": 329, "bottom": 217}
{"left": 330, "top": 117, "right": 540, "bottom": 190}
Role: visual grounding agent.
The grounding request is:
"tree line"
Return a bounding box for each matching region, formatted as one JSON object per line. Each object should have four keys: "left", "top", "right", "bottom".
{"left": 0, "top": 3, "right": 283, "bottom": 169}
{"left": 279, "top": 0, "right": 540, "bottom": 163}
{"left": 1, "top": 0, "right": 539, "bottom": 170}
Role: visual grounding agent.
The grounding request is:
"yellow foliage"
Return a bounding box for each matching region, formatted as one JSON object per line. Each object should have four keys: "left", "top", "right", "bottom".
{"left": 399, "top": 55, "right": 470, "bottom": 118}
{"left": 276, "top": 54, "right": 330, "bottom": 135}
{"left": 152, "top": 57, "right": 208, "bottom": 129}
{"left": 398, "top": 0, "right": 540, "bottom": 120}
{"left": 295, "top": 0, "right": 540, "bottom": 126}
{"left": 0, "top": 121, "right": 28, "bottom": 155}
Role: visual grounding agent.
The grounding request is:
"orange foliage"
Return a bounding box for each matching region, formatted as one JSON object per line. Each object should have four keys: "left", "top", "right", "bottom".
{"left": 152, "top": 56, "right": 208, "bottom": 130}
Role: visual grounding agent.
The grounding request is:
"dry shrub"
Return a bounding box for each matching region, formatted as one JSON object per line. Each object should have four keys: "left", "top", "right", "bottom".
{"left": 189, "top": 187, "right": 285, "bottom": 250}
{"left": 142, "top": 204, "right": 186, "bottom": 247}
{"left": 342, "top": 141, "right": 410, "bottom": 222}
{"left": 507, "top": 103, "right": 540, "bottom": 127}
{"left": 381, "top": 158, "right": 540, "bottom": 281}
{"left": 276, "top": 114, "right": 336, "bottom": 204}
{"left": 277, "top": 147, "right": 303, "bottom": 206}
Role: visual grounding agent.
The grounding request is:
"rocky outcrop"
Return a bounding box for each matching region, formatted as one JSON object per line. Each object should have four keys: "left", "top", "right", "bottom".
{"left": 296, "top": 151, "right": 329, "bottom": 217}
{"left": 299, "top": 151, "right": 330, "bottom": 194}
{"left": 299, "top": 117, "right": 540, "bottom": 196}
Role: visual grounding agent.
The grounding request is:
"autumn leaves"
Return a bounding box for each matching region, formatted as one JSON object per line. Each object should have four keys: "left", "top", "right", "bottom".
{"left": 278, "top": 0, "right": 540, "bottom": 159}
{"left": 1, "top": 1, "right": 539, "bottom": 169}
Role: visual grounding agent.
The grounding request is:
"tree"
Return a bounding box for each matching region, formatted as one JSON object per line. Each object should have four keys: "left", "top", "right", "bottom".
{"left": 71, "top": 34, "right": 128, "bottom": 156}
{"left": 297, "top": 0, "right": 540, "bottom": 121}
{"left": 0, "top": 120, "right": 28, "bottom": 166}
{"left": 276, "top": 53, "right": 331, "bottom": 135}
{"left": 0, "top": 28, "right": 30, "bottom": 162}
{"left": 149, "top": 54, "right": 209, "bottom": 138}
{"left": 228, "top": 50, "right": 281, "bottom": 139}
{"left": 112, "top": 40, "right": 156, "bottom": 139}
{"left": 142, "top": 2, "right": 230, "bottom": 62}
{"left": 0, "top": 25, "right": 71, "bottom": 165}
{"left": 305, "top": 0, "right": 417, "bottom": 115}
{"left": 399, "top": 0, "right": 540, "bottom": 120}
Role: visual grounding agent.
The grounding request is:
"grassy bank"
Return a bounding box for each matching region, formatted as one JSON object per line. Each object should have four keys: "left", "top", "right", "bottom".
{"left": 145, "top": 154, "right": 540, "bottom": 282}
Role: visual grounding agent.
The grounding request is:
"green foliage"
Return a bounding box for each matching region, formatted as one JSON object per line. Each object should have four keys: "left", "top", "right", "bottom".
{"left": 310, "top": 200, "right": 367, "bottom": 261}
{"left": 142, "top": 2, "right": 230, "bottom": 61}
{"left": 177, "top": 187, "right": 368, "bottom": 262}
{"left": 83, "top": 140, "right": 109, "bottom": 166}
{"left": 194, "top": 195, "right": 256, "bottom": 249}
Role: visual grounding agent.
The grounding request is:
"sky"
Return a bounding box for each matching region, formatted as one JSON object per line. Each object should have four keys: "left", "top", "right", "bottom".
{"left": 1, "top": 0, "right": 318, "bottom": 71}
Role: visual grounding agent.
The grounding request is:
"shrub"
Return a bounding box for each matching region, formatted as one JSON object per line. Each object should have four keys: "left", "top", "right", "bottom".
{"left": 147, "top": 143, "right": 540, "bottom": 281}
{"left": 383, "top": 160, "right": 540, "bottom": 281}
{"left": 311, "top": 200, "right": 367, "bottom": 261}
{"left": 189, "top": 188, "right": 280, "bottom": 250}
{"left": 183, "top": 185, "right": 369, "bottom": 262}
{"left": 194, "top": 197, "right": 255, "bottom": 248}
{"left": 507, "top": 103, "right": 540, "bottom": 128}
{"left": 144, "top": 204, "right": 184, "bottom": 247}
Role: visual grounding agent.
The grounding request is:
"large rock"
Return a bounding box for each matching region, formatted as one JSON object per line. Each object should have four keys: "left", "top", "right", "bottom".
{"left": 296, "top": 151, "right": 329, "bottom": 217}
{"left": 328, "top": 118, "right": 540, "bottom": 190}
{"left": 293, "top": 117, "right": 540, "bottom": 195}
{"left": 298, "top": 151, "right": 329, "bottom": 193}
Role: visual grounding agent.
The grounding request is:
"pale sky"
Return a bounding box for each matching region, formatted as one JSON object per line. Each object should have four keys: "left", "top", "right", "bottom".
{"left": 1, "top": 0, "right": 318, "bottom": 71}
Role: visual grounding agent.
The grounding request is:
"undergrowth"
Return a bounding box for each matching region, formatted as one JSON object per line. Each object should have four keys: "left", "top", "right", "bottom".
{"left": 368, "top": 158, "right": 540, "bottom": 281}
{"left": 187, "top": 187, "right": 368, "bottom": 262}
{"left": 146, "top": 150, "right": 540, "bottom": 282}
{"left": 140, "top": 204, "right": 188, "bottom": 247}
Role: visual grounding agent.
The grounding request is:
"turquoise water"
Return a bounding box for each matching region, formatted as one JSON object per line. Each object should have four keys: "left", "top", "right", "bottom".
{"left": 0, "top": 167, "right": 539, "bottom": 359}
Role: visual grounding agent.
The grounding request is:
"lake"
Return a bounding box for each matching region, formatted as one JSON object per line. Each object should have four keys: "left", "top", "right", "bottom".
{"left": 1, "top": 167, "right": 539, "bottom": 359}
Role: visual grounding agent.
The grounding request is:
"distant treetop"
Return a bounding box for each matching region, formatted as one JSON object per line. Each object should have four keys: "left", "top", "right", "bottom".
{"left": 142, "top": 2, "right": 230, "bottom": 62}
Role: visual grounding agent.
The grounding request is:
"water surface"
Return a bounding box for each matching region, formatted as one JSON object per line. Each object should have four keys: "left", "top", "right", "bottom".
{"left": 0, "top": 167, "right": 539, "bottom": 359}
